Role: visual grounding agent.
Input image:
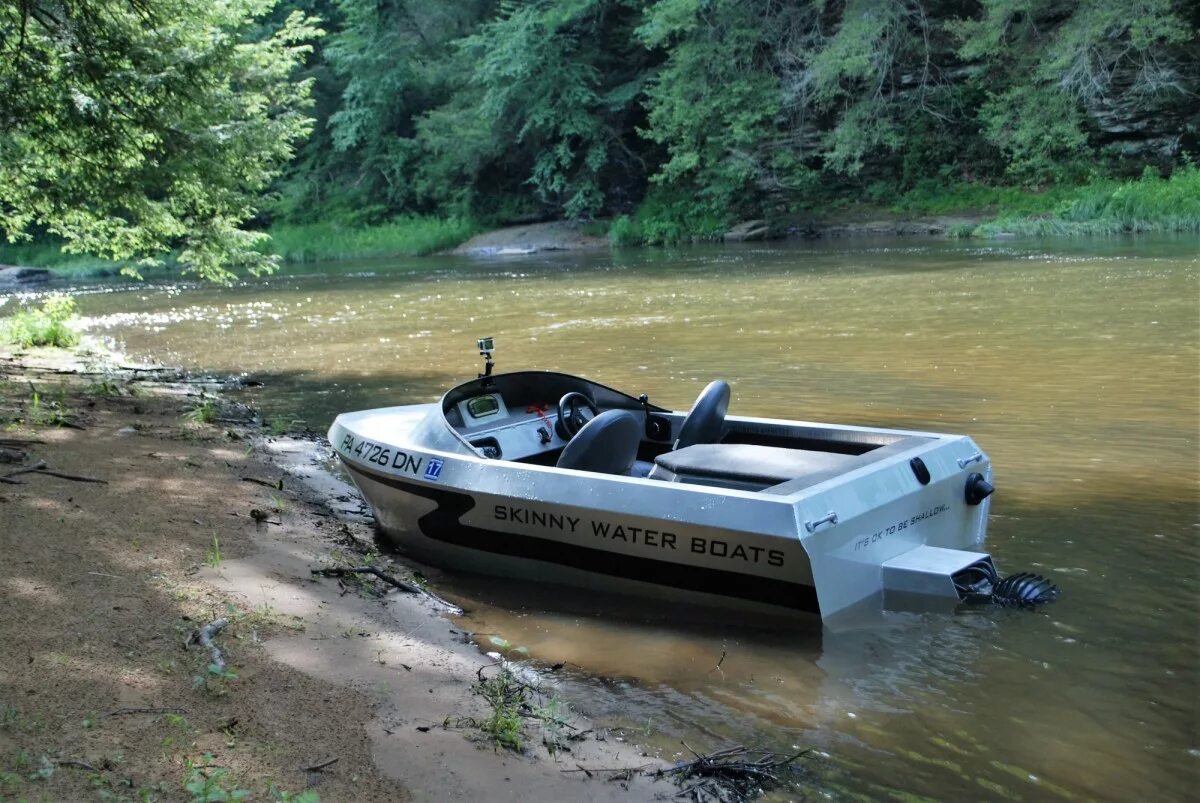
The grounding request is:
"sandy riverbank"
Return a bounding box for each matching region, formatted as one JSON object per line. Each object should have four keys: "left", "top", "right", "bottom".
{"left": 0, "top": 342, "right": 665, "bottom": 801}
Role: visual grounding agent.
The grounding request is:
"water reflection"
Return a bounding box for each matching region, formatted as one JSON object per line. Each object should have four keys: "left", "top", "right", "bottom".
{"left": 37, "top": 234, "right": 1200, "bottom": 799}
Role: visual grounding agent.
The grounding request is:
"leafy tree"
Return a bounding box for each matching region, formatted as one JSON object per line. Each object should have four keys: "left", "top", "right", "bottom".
{"left": 458, "top": 0, "right": 650, "bottom": 218}
{"left": 951, "top": 0, "right": 1197, "bottom": 184}
{"left": 319, "top": 0, "right": 491, "bottom": 219}
{"left": 0, "top": 0, "right": 320, "bottom": 282}
{"left": 277, "top": 0, "right": 1198, "bottom": 236}
{"left": 636, "top": 0, "right": 782, "bottom": 219}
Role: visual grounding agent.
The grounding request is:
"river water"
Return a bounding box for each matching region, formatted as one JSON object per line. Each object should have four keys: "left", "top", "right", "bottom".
{"left": 37, "top": 236, "right": 1200, "bottom": 798}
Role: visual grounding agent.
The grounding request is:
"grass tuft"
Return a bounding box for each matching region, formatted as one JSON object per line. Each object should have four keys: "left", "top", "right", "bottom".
{"left": 183, "top": 396, "right": 218, "bottom": 425}
{"left": 1, "top": 295, "right": 79, "bottom": 348}
{"left": 475, "top": 669, "right": 526, "bottom": 752}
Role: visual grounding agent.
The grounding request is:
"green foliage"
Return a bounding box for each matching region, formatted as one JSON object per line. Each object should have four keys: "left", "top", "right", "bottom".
{"left": 184, "top": 396, "right": 218, "bottom": 425}
{"left": 535, "top": 693, "right": 571, "bottom": 755}
{"left": 952, "top": 0, "right": 1195, "bottom": 185}
{"left": 269, "top": 786, "right": 321, "bottom": 803}
{"left": 7, "top": 0, "right": 1194, "bottom": 246}
{"left": 192, "top": 663, "right": 239, "bottom": 695}
{"left": 888, "top": 181, "right": 1084, "bottom": 217}
{"left": 609, "top": 187, "right": 728, "bottom": 245}
{"left": 475, "top": 669, "right": 526, "bottom": 752}
{"left": 299, "top": 0, "right": 491, "bottom": 221}
{"left": 266, "top": 217, "right": 479, "bottom": 262}
{"left": 972, "top": 165, "right": 1200, "bottom": 236}
{"left": 2, "top": 295, "right": 79, "bottom": 348}
{"left": 636, "top": 0, "right": 782, "bottom": 215}
{"left": 0, "top": 239, "right": 124, "bottom": 275}
{"left": 85, "top": 376, "right": 123, "bottom": 397}
{"left": 28, "top": 755, "right": 55, "bottom": 781}
{"left": 207, "top": 535, "right": 223, "bottom": 569}
{"left": 183, "top": 754, "right": 250, "bottom": 802}
{"left": 460, "top": 1, "right": 645, "bottom": 218}
{"left": 0, "top": 1, "right": 322, "bottom": 282}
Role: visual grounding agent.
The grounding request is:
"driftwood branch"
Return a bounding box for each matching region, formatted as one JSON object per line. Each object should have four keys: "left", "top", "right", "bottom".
{"left": 242, "top": 476, "right": 283, "bottom": 490}
{"left": 186, "top": 618, "right": 229, "bottom": 671}
{"left": 565, "top": 744, "right": 809, "bottom": 800}
{"left": 107, "top": 706, "right": 188, "bottom": 717}
{"left": 654, "top": 744, "right": 809, "bottom": 801}
{"left": 30, "top": 467, "right": 106, "bottom": 483}
{"left": 1, "top": 460, "right": 107, "bottom": 484}
{"left": 311, "top": 566, "right": 462, "bottom": 614}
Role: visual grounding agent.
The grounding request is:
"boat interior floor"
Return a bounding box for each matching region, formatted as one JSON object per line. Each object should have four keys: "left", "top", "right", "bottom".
{"left": 648, "top": 443, "right": 857, "bottom": 490}
{"left": 648, "top": 435, "right": 934, "bottom": 493}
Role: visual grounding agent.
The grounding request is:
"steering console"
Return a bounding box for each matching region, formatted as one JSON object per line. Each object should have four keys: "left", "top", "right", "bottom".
{"left": 556, "top": 392, "right": 599, "bottom": 439}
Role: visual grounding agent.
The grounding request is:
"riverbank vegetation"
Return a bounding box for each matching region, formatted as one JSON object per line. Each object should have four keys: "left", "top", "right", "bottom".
{"left": 2, "top": 1, "right": 1197, "bottom": 277}
{"left": 0, "top": 0, "right": 320, "bottom": 282}
{"left": 1, "top": 296, "right": 78, "bottom": 348}
{"left": 271, "top": 0, "right": 1197, "bottom": 246}
{"left": 265, "top": 217, "right": 481, "bottom": 262}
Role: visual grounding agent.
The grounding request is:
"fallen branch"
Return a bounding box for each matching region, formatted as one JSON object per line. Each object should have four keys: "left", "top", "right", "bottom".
{"left": 242, "top": 476, "right": 283, "bottom": 490}
{"left": 561, "top": 764, "right": 656, "bottom": 774}
{"left": 1, "top": 460, "right": 107, "bottom": 484}
{"left": 653, "top": 743, "right": 809, "bottom": 801}
{"left": 186, "top": 618, "right": 230, "bottom": 671}
{"left": 301, "top": 757, "right": 339, "bottom": 772}
{"left": 311, "top": 566, "right": 462, "bottom": 614}
{"left": 0, "top": 438, "right": 45, "bottom": 447}
{"left": 2, "top": 459, "right": 45, "bottom": 477}
{"left": 117, "top": 365, "right": 182, "bottom": 374}
{"left": 31, "top": 468, "right": 107, "bottom": 483}
{"left": 107, "top": 707, "right": 188, "bottom": 717}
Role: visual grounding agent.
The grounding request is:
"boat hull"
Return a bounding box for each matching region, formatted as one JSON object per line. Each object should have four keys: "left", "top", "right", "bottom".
{"left": 330, "top": 405, "right": 993, "bottom": 621}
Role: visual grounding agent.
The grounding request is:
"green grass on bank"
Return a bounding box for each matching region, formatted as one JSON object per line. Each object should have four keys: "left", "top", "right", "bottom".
{"left": 1, "top": 295, "right": 79, "bottom": 348}
{"left": 610, "top": 166, "right": 1200, "bottom": 245}
{"left": 0, "top": 241, "right": 123, "bottom": 276}
{"left": 887, "top": 181, "right": 1082, "bottom": 217}
{"left": 265, "top": 216, "right": 480, "bottom": 262}
{"left": 2, "top": 169, "right": 1195, "bottom": 272}
{"left": 0, "top": 216, "right": 480, "bottom": 276}
{"left": 891, "top": 166, "right": 1200, "bottom": 237}
{"left": 970, "top": 166, "right": 1200, "bottom": 237}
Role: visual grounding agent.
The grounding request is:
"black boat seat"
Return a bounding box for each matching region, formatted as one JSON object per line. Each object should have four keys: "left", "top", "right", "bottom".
{"left": 556, "top": 410, "right": 641, "bottom": 475}
{"left": 649, "top": 443, "right": 859, "bottom": 490}
{"left": 674, "top": 380, "right": 730, "bottom": 450}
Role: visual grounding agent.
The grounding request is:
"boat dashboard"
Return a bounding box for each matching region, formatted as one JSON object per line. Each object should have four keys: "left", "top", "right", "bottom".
{"left": 441, "top": 371, "right": 670, "bottom": 463}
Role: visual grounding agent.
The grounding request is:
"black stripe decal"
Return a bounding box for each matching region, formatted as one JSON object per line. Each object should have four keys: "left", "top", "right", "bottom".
{"left": 345, "top": 463, "right": 818, "bottom": 611}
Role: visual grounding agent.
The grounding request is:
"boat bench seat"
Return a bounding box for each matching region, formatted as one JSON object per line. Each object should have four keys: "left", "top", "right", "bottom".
{"left": 648, "top": 443, "right": 859, "bottom": 491}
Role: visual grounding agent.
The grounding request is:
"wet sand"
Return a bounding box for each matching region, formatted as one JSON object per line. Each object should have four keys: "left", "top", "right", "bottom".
{"left": 0, "top": 342, "right": 663, "bottom": 801}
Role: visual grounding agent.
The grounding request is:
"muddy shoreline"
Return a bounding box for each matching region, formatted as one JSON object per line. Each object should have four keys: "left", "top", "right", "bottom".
{"left": 0, "top": 341, "right": 668, "bottom": 801}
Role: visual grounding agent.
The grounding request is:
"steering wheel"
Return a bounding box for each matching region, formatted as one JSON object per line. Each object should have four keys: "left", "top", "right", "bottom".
{"left": 556, "top": 392, "right": 599, "bottom": 439}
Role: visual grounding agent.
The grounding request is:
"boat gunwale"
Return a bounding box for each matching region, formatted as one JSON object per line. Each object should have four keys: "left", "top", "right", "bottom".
{"left": 331, "top": 405, "right": 966, "bottom": 504}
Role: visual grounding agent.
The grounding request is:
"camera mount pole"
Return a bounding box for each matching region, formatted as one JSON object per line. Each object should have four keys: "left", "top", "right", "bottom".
{"left": 478, "top": 338, "right": 495, "bottom": 387}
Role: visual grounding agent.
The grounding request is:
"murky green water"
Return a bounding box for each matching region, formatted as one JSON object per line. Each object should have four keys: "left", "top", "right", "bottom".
{"left": 27, "top": 236, "right": 1199, "bottom": 798}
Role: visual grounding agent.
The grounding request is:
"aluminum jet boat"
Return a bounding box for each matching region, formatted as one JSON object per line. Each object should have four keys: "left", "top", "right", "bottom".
{"left": 329, "top": 339, "right": 1056, "bottom": 621}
